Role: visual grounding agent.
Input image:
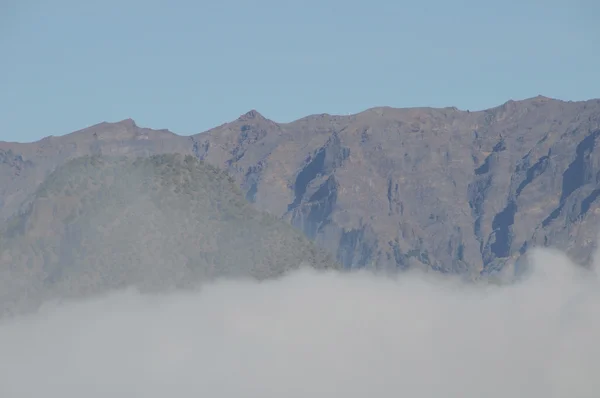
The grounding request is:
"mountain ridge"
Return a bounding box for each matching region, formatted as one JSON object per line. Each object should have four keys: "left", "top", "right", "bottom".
{"left": 3, "top": 95, "right": 595, "bottom": 146}
{"left": 2, "top": 95, "right": 600, "bottom": 275}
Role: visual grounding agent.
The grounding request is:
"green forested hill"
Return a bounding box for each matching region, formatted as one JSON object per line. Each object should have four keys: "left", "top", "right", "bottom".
{"left": 0, "top": 154, "right": 338, "bottom": 316}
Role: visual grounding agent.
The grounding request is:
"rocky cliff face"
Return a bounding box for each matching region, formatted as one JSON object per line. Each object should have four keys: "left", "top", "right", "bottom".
{"left": 2, "top": 96, "right": 600, "bottom": 275}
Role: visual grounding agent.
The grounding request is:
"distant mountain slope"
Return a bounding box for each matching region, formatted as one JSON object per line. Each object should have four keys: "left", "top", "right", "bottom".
{"left": 192, "top": 97, "right": 600, "bottom": 275}
{"left": 0, "top": 154, "right": 337, "bottom": 316}
{"left": 0, "top": 119, "right": 193, "bottom": 221}
{"left": 2, "top": 96, "right": 600, "bottom": 275}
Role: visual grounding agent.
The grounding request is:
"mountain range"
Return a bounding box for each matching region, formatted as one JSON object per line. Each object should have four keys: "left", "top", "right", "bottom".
{"left": 2, "top": 95, "right": 600, "bottom": 283}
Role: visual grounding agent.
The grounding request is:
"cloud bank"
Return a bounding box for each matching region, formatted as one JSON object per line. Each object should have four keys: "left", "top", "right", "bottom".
{"left": 0, "top": 247, "right": 599, "bottom": 397}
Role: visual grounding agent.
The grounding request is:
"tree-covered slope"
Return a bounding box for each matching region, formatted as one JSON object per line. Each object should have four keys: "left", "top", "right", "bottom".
{"left": 0, "top": 154, "right": 338, "bottom": 316}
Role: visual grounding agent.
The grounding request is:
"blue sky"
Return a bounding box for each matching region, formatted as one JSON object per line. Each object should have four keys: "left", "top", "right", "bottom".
{"left": 1, "top": 0, "right": 599, "bottom": 142}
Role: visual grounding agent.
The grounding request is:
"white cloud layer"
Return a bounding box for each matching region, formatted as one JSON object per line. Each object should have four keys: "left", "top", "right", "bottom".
{"left": 0, "top": 247, "right": 599, "bottom": 397}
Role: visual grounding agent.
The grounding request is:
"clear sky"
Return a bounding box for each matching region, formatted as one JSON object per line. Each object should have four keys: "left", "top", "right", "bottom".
{"left": 1, "top": 0, "right": 599, "bottom": 142}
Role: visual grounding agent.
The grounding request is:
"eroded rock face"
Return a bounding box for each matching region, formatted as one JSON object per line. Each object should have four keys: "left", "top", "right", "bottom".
{"left": 3, "top": 96, "right": 600, "bottom": 274}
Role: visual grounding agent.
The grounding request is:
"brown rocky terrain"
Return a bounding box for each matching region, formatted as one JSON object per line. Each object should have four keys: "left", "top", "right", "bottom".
{"left": 2, "top": 95, "right": 600, "bottom": 276}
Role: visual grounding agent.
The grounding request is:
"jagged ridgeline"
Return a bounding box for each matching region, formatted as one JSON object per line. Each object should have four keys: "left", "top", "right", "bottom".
{"left": 0, "top": 154, "right": 338, "bottom": 316}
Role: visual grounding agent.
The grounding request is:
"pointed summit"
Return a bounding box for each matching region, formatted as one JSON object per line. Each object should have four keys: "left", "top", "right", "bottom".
{"left": 238, "top": 109, "right": 265, "bottom": 122}
{"left": 115, "top": 118, "right": 137, "bottom": 129}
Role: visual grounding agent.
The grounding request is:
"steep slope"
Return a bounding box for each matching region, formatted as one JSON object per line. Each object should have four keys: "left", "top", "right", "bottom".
{"left": 193, "top": 97, "right": 600, "bottom": 275}
{"left": 0, "top": 154, "right": 337, "bottom": 316}
{"left": 0, "top": 149, "right": 35, "bottom": 219}
{"left": 2, "top": 96, "right": 600, "bottom": 275}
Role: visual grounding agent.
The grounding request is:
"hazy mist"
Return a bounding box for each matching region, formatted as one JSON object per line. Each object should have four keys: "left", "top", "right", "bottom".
{"left": 0, "top": 246, "right": 598, "bottom": 397}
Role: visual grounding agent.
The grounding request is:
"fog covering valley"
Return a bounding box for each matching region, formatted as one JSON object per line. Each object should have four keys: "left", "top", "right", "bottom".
{"left": 0, "top": 153, "right": 599, "bottom": 397}
{"left": 3, "top": 0, "right": 599, "bottom": 395}
{"left": 0, "top": 244, "right": 599, "bottom": 397}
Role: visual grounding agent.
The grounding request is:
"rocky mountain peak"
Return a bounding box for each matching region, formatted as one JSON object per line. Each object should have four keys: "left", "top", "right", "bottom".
{"left": 115, "top": 118, "right": 137, "bottom": 129}
{"left": 238, "top": 110, "right": 266, "bottom": 122}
